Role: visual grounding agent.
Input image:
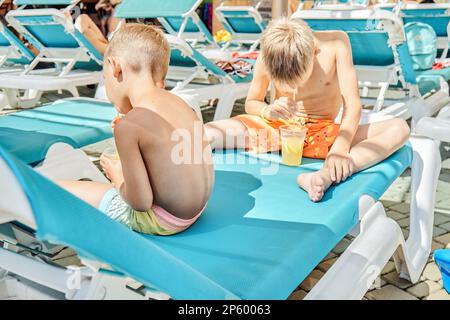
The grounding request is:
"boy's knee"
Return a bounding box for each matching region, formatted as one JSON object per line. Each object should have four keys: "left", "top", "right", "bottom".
{"left": 390, "top": 118, "right": 410, "bottom": 142}
{"left": 396, "top": 118, "right": 410, "bottom": 137}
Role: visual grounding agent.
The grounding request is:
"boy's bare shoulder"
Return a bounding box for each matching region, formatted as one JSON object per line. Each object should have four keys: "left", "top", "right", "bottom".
{"left": 314, "top": 31, "right": 351, "bottom": 57}
{"left": 314, "top": 30, "right": 350, "bottom": 48}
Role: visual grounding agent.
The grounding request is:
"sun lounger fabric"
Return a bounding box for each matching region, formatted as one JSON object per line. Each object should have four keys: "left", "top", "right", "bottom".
{"left": 0, "top": 143, "right": 412, "bottom": 299}
{"left": 0, "top": 99, "right": 116, "bottom": 165}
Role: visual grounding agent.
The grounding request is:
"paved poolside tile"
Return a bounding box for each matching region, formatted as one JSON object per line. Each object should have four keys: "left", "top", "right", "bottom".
{"left": 435, "top": 232, "right": 450, "bottom": 246}
{"left": 422, "top": 262, "right": 443, "bottom": 282}
{"left": 382, "top": 271, "right": 414, "bottom": 290}
{"left": 317, "top": 257, "right": 338, "bottom": 273}
{"left": 366, "top": 285, "right": 418, "bottom": 300}
{"left": 440, "top": 222, "right": 450, "bottom": 231}
{"left": 299, "top": 269, "right": 324, "bottom": 292}
{"left": 387, "top": 210, "right": 406, "bottom": 221}
{"left": 424, "top": 289, "right": 450, "bottom": 300}
{"left": 407, "top": 280, "right": 442, "bottom": 299}
{"left": 390, "top": 203, "right": 410, "bottom": 214}
{"left": 288, "top": 290, "right": 308, "bottom": 300}
{"left": 435, "top": 213, "right": 450, "bottom": 225}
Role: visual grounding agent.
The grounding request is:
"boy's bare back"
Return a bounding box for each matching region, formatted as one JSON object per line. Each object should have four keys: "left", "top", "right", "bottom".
{"left": 114, "top": 90, "right": 214, "bottom": 220}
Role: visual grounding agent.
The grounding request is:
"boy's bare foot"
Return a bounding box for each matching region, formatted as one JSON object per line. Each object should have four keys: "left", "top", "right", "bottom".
{"left": 297, "top": 168, "right": 333, "bottom": 202}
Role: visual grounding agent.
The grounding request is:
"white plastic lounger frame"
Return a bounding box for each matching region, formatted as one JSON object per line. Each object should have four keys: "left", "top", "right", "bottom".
{"left": 157, "top": 0, "right": 218, "bottom": 49}
{"left": 293, "top": 9, "right": 450, "bottom": 127}
{"left": 165, "top": 35, "right": 251, "bottom": 122}
{"left": 0, "top": 133, "right": 441, "bottom": 300}
{"left": 0, "top": 2, "right": 102, "bottom": 109}
{"left": 214, "top": 0, "right": 265, "bottom": 51}
{"left": 377, "top": 3, "right": 450, "bottom": 60}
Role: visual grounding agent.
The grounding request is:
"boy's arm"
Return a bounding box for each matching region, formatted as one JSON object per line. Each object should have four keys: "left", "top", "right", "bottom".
{"left": 326, "top": 32, "right": 362, "bottom": 182}
{"left": 111, "top": 119, "right": 154, "bottom": 211}
{"left": 245, "top": 56, "right": 294, "bottom": 120}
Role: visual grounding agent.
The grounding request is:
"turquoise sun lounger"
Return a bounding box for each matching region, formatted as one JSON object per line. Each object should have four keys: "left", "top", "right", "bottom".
{"left": 0, "top": 133, "right": 442, "bottom": 299}
{"left": 114, "top": 0, "right": 254, "bottom": 122}
{"left": 0, "top": 0, "right": 103, "bottom": 109}
{"left": 377, "top": 3, "right": 450, "bottom": 59}
{"left": 214, "top": 0, "right": 266, "bottom": 51}
{"left": 293, "top": 8, "right": 450, "bottom": 128}
{"left": 115, "top": 0, "right": 216, "bottom": 49}
{"left": 0, "top": 98, "right": 116, "bottom": 165}
{"left": 0, "top": 18, "right": 34, "bottom": 71}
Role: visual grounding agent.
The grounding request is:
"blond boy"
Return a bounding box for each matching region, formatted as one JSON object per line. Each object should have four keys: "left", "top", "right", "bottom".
{"left": 59, "top": 24, "right": 214, "bottom": 235}
{"left": 206, "top": 18, "right": 410, "bottom": 202}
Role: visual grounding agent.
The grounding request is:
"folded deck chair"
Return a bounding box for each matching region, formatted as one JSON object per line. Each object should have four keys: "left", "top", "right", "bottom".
{"left": 214, "top": 0, "right": 266, "bottom": 51}
{"left": 0, "top": 0, "right": 103, "bottom": 109}
{"left": 293, "top": 9, "right": 450, "bottom": 128}
{"left": 0, "top": 133, "right": 441, "bottom": 300}
{"left": 377, "top": 3, "right": 450, "bottom": 59}
{"left": 115, "top": 2, "right": 253, "bottom": 121}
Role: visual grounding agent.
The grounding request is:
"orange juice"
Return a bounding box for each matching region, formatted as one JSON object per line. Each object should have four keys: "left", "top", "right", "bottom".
{"left": 281, "top": 135, "right": 305, "bottom": 166}
{"left": 280, "top": 125, "right": 307, "bottom": 167}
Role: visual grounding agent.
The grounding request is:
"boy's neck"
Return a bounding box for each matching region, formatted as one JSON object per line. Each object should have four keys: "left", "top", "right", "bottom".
{"left": 126, "top": 76, "right": 163, "bottom": 109}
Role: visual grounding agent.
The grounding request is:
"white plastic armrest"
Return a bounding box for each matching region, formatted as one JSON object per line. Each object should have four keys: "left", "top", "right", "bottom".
{"left": 416, "top": 117, "right": 450, "bottom": 143}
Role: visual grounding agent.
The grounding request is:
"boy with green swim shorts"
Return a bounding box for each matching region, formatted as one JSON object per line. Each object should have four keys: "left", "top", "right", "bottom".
{"left": 58, "top": 24, "right": 214, "bottom": 235}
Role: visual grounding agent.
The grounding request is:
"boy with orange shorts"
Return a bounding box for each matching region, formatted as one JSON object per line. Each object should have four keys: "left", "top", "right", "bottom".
{"left": 205, "top": 18, "right": 410, "bottom": 202}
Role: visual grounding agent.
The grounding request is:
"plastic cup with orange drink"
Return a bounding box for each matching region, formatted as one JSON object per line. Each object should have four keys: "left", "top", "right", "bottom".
{"left": 280, "top": 125, "right": 307, "bottom": 167}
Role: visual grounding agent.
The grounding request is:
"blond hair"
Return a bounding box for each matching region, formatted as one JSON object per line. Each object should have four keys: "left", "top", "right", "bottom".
{"left": 105, "top": 23, "right": 170, "bottom": 81}
{"left": 260, "top": 18, "right": 315, "bottom": 84}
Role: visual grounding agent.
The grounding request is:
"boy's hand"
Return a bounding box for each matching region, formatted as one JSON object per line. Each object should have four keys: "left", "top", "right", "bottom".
{"left": 324, "top": 151, "right": 355, "bottom": 184}
{"left": 262, "top": 98, "right": 296, "bottom": 121}
{"left": 100, "top": 154, "right": 123, "bottom": 186}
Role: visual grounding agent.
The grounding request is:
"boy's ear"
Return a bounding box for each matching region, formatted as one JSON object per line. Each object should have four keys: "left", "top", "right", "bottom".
{"left": 107, "top": 56, "right": 122, "bottom": 81}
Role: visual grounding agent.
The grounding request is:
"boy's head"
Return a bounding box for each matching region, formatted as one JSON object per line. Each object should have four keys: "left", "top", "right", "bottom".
{"left": 104, "top": 23, "right": 170, "bottom": 113}
{"left": 260, "top": 18, "right": 315, "bottom": 93}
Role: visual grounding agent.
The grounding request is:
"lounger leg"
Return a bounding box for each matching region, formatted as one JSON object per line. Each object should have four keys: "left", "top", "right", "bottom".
{"left": 395, "top": 136, "right": 441, "bottom": 282}
{"left": 213, "top": 83, "right": 251, "bottom": 121}
{"left": 2, "top": 89, "right": 20, "bottom": 109}
{"left": 67, "top": 87, "right": 80, "bottom": 98}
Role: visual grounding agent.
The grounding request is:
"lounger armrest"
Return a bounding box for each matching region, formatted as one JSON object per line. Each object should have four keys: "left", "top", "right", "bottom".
{"left": 416, "top": 116, "right": 450, "bottom": 143}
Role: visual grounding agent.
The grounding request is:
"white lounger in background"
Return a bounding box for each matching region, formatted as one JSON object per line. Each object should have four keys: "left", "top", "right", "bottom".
{"left": 293, "top": 8, "right": 450, "bottom": 128}
{"left": 0, "top": 8, "right": 35, "bottom": 108}
{"left": 114, "top": 0, "right": 254, "bottom": 121}
{"left": 214, "top": 0, "right": 266, "bottom": 51}
{"left": 377, "top": 2, "right": 450, "bottom": 60}
{"left": 0, "top": 0, "right": 103, "bottom": 109}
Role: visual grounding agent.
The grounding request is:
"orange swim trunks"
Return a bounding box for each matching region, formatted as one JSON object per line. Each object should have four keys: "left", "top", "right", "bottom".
{"left": 235, "top": 114, "right": 340, "bottom": 159}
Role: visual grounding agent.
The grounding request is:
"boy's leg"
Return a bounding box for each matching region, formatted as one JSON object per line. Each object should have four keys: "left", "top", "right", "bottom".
{"left": 205, "top": 119, "right": 249, "bottom": 150}
{"left": 75, "top": 14, "right": 109, "bottom": 55}
{"left": 58, "top": 180, "right": 113, "bottom": 209}
{"left": 347, "top": 117, "right": 410, "bottom": 171}
{"left": 298, "top": 118, "right": 410, "bottom": 202}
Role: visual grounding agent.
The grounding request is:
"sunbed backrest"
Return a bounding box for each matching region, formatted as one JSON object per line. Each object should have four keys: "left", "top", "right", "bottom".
{"left": 215, "top": 7, "right": 266, "bottom": 34}
{"left": 167, "top": 34, "right": 228, "bottom": 79}
{"left": 6, "top": 8, "right": 102, "bottom": 71}
{"left": 293, "top": 9, "right": 417, "bottom": 86}
{"left": 0, "top": 21, "right": 34, "bottom": 65}
{"left": 114, "top": 0, "right": 214, "bottom": 45}
{"left": 401, "top": 7, "right": 450, "bottom": 37}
